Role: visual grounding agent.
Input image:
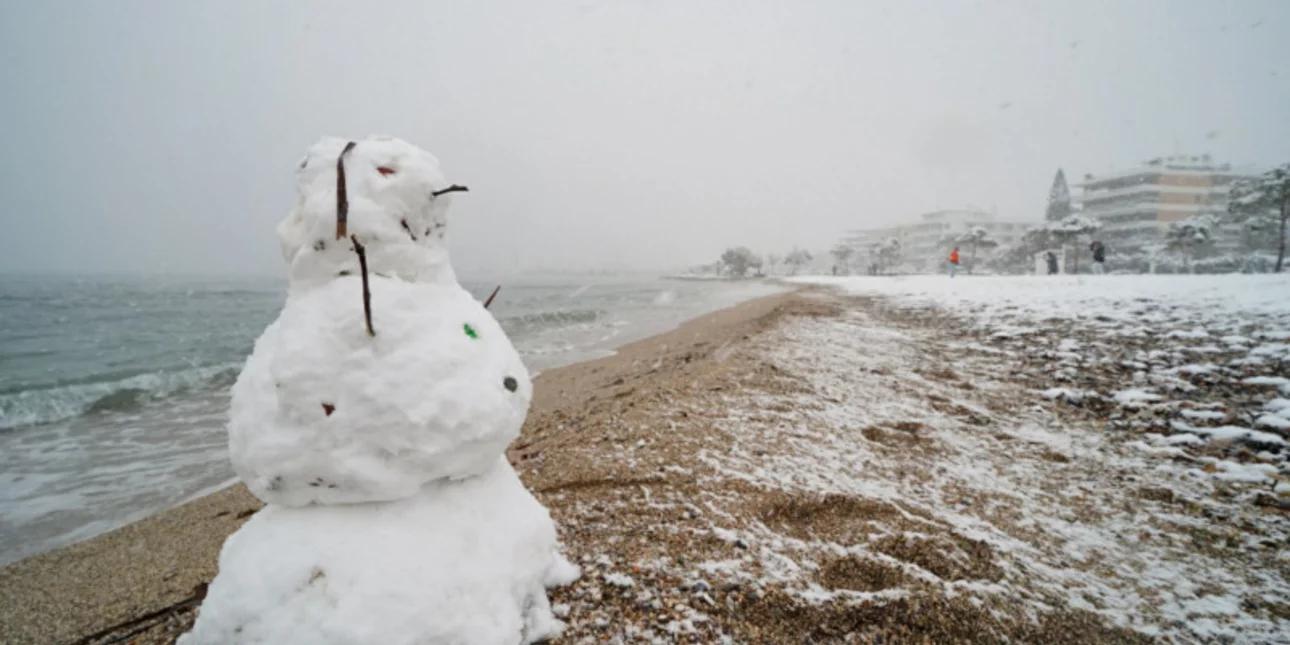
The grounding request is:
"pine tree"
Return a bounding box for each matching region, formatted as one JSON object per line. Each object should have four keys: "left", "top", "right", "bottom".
{"left": 1045, "top": 169, "right": 1071, "bottom": 222}
{"left": 956, "top": 227, "right": 999, "bottom": 275}
{"left": 1165, "top": 215, "right": 1218, "bottom": 273}
{"left": 1047, "top": 214, "right": 1100, "bottom": 273}
{"left": 1228, "top": 163, "right": 1289, "bottom": 273}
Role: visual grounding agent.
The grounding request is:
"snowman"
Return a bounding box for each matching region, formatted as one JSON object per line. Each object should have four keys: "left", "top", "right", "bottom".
{"left": 179, "top": 136, "right": 579, "bottom": 645}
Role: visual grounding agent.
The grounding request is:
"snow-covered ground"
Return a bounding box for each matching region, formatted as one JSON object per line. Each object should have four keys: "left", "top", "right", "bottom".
{"left": 789, "top": 274, "right": 1290, "bottom": 462}
{"left": 483, "top": 277, "right": 1289, "bottom": 643}
{"left": 700, "top": 274, "right": 1289, "bottom": 643}
{"left": 791, "top": 274, "right": 1290, "bottom": 325}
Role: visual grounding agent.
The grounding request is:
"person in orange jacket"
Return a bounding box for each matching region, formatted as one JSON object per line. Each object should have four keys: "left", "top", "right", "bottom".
{"left": 948, "top": 246, "right": 960, "bottom": 278}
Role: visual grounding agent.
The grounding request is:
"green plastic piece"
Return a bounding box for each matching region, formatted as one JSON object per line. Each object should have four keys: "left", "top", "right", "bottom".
{"left": 463, "top": 323, "right": 478, "bottom": 339}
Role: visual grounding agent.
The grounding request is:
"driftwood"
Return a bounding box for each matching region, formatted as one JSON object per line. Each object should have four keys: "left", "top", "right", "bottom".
{"left": 71, "top": 583, "right": 208, "bottom": 645}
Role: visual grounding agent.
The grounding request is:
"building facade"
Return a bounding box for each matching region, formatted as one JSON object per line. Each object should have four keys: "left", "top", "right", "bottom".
{"left": 843, "top": 209, "right": 1033, "bottom": 272}
{"left": 1074, "top": 155, "right": 1260, "bottom": 254}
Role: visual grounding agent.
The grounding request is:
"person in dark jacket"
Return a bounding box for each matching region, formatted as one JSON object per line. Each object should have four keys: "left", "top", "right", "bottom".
{"left": 1090, "top": 240, "right": 1106, "bottom": 274}
{"left": 1045, "top": 251, "right": 1059, "bottom": 275}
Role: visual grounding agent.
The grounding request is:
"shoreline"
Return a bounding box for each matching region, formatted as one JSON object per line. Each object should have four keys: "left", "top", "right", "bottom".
{"left": 0, "top": 290, "right": 806, "bottom": 645}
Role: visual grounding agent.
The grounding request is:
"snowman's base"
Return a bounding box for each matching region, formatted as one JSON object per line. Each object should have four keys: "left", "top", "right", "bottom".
{"left": 179, "top": 458, "right": 578, "bottom": 645}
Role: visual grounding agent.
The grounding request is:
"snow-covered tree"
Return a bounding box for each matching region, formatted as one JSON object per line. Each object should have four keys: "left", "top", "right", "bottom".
{"left": 784, "top": 248, "right": 813, "bottom": 275}
{"left": 720, "top": 247, "right": 757, "bottom": 277}
{"left": 1045, "top": 169, "right": 1072, "bottom": 222}
{"left": 1228, "top": 163, "right": 1289, "bottom": 272}
{"left": 875, "top": 237, "right": 902, "bottom": 275}
{"left": 765, "top": 254, "right": 781, "bottom": 274}
{"left": 989, "top": 240, "right": 1037, "bottom": 274}
{"left": 1165, "top": 214, "right": 1217, "bottom": 273}
{"left": 747, "top": 253, "right": 765, "bottom": 277}
{"left": 956, "top": 226, "right": 999, "bottom": 275}
{"left": 1022, "top": 226, "right": 1053, "bottom": 251}
{"left": 1048, "top": 214, "right": 1100, "bottom": 273}
{"left": 829, "top": 244, "right": 854, "bottom": 274}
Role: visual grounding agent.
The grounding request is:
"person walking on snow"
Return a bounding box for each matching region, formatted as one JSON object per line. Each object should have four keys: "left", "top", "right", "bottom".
{"left": 1045, "top": 251, "right": 1059, "bottom": 275}
{"left": 1090, "top": 240, "right": 1106, "bottom": 274}
{"left": 948, "top": 246, "right": 960, "bottom": 278}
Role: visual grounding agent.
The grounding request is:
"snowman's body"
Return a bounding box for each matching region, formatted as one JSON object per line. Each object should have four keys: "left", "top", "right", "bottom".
{"left": 179, "top": 458, "right": 578, "bottom": 645}
{"left": 181, "top": 136, "right": 576, "bottom": 645}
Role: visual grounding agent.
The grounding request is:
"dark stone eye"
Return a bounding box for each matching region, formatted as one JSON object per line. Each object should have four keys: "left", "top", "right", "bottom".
{"left": 503, "top": 376, "right": 518, "bottom": 393}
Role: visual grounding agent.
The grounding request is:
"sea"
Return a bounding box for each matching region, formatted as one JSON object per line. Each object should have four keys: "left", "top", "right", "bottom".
{"left": 0, "top": 273, "right": 783, "bottom": 565}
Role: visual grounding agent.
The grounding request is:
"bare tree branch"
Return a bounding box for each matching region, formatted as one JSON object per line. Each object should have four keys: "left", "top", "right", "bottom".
{"left": 431, "top": 184, "right": 470, "bottom": 197}
{"left": 350, "top": 235, "right": 375, "bottom": 336}
{"left": 335, "top": 141, "right": 357, "bottom": 239}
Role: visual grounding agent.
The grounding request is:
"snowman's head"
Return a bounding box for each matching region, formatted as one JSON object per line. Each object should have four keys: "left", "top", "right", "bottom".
{"left": 277, "top": 136, "right": 465, "bottom": 286}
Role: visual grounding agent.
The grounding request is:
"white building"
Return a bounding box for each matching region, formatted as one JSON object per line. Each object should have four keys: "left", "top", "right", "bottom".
{"left": 1074, "top": 155, "right": 1261, "bottom": 255}
{"left": 843, "top": 209, "right": 1033, "bottom": 272}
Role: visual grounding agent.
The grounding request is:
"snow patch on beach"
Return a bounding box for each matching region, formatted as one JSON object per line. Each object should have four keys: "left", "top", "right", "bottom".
{"left": 699, "top": 274, "right": 1290, "bottom": 642}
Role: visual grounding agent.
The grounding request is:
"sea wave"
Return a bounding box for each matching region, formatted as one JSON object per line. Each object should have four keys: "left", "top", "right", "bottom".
{"left": 0, "top": 363, "right": 240, "bottom": 431}
{"left": 499, "top": 308, "right": 606, "bottom": 332}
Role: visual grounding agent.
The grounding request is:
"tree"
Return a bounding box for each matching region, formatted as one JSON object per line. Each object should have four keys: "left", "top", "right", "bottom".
{"left": 1142, "top": 242, "right": 1167, "bottom": 274}
{"left": 719, "top": 247, "right": 756, "bottom": 277}
{"left": 1022, "top": 226, "right": 1053, "bottom": 252}
{"left": 989, "top": 240, "right": 1037, "bottom": 274}
{"left": 875, "top": 237, "right": 902, "bottom": 275}
{"left": 784, "top": 248, "right": 813, "bottom": 275}
{"left": 1045, "top": 169, "right": 1072, "bottom": 222}
{"left": 1047, "top": 215, "right": 1100, "bottom": 273}
{"left": 829, "top": 244, "right": 854, "bottom": 275}
{"left": 765, "top": 254, "right": 781, "bottom": 274}
{"left": 956, "top": 226, "right": 999, "bottom": 275}
{"left": 1165, "top": 214, "right": 1217, "bottom": 273}
{"left": 1228, "top": 163, "right": 1290, "bottom": 272}
{"left": 748, "top": 253, "right": 765, "bottom": 277}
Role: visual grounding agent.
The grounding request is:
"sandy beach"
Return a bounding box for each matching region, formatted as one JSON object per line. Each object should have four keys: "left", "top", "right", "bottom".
{"left": 3, "top": 281, "right": 1288, "bottom": 644}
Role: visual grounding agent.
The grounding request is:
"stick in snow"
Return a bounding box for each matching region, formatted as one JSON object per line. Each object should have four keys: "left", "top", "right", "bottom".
{"left": 335, "top": 141, "right": 357, "bottom": 239}
{"left": 431, "top": 184, "right": 470, "bottom": 197}
{"left": 350, "top": 235, "right": 375, "bottom": 336}
{"left": 483, "top": 285, "right": 501, "bottom": 309}
{"left": 400, "top": 218, "right": 418, "bottom": 241}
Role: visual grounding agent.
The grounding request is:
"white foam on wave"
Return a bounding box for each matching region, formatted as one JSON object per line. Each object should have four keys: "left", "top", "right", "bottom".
{"left": 0, "top": 362, "right": 240, "bottom": 430}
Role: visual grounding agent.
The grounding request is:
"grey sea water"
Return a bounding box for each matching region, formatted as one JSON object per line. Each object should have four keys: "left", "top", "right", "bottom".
{"left": 0, "top": 274, "right": 783, "bottom": 565}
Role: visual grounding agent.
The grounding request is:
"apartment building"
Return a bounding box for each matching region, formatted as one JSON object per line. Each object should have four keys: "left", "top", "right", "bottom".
{"left": 1074, "top": 155, "right": 1261, "bottom": 253}
{"left": 843, "top": 209, "right": 1033, "bottom": 271}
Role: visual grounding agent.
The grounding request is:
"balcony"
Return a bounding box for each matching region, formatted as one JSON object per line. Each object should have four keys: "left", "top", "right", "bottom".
{"left": 1078, "top": 183, "right": 1229, "bottom": 205}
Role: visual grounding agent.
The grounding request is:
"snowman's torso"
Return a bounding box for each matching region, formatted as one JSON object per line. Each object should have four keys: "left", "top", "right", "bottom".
{"left": 229, "top": 277, "right": 531, "bottom": 507}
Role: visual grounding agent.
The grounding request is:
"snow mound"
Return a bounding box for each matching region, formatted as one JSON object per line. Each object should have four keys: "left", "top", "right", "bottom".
{"left": 277, "top": 135, "right": 463, "bottom": 286}
{"left": 178, "top": 459, "right": 578, "bottom": 645}
{"left": 1243, "top": 376, "right": 1290, "bottom": 395}
{"left": 1113, "top": 388, "right": 1162, "bottom": 407}
{"left": 230, "top": 278, "right": 530, "bottom": 506}
{"left": 1191, "top": 425, "right": 1287, "bottom": 448}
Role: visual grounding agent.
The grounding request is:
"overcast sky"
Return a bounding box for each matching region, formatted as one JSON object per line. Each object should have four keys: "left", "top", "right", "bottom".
{"left": 1, "top": 0, "right": 1286, "bottom": 277}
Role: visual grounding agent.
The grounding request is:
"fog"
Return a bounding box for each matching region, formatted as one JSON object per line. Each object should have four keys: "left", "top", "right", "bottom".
{"left": 1, "top": 0, "right": 1286, "bottom": 277}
